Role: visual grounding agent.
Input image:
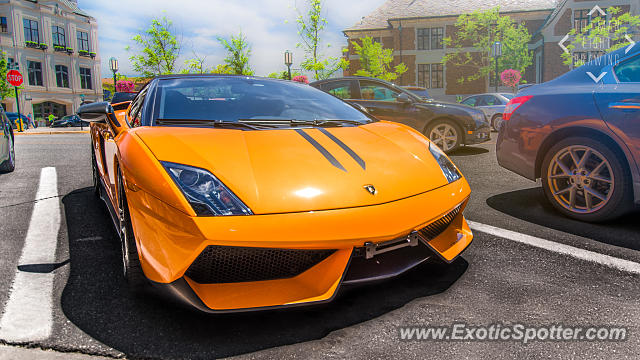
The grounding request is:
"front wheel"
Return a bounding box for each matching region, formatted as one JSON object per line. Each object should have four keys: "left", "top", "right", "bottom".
{"left": 541, "top": 137, "right": 632, "bottom": 222}
{"left": 0, "top": 135, "right": 15, "bottom": 173}
{"left": 492, "top": 115, "right": 504, "bottom": 132}
{"left": 426, "top": 120, "right": 462, "bottom": 153}
{"left": 117, "top": 171, "right": 147, "bottom": 291}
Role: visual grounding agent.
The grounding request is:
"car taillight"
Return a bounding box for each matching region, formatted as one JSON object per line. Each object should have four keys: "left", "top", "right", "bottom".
{"left": 503, "top": 95, "right": 533, "bottom": 121}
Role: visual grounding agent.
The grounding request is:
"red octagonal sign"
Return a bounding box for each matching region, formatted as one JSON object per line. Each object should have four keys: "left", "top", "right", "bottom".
{"left": 6, "top": 70, "right": 23, "bottom": 87}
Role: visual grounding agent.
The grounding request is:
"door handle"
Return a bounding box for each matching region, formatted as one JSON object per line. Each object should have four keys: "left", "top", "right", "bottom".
{"left": 609, "top": 102, "right": 640, "bottom": 110}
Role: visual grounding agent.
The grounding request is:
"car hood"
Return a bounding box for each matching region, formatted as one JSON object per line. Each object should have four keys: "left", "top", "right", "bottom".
{"left": 133, "top": 122, "right": 451, "bottom": 214}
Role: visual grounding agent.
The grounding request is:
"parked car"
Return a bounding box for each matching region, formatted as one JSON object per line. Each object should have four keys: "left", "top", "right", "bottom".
{"left": 497, "top": 45, "right": 640, "bottom": 222}
{"left": 51, "top": 115, "right": 89, "bottom": 128}
{"left": 79, "top": 74, "right": 474, "bottom": 313}
{"left": 311, "top": 77, "right": 490, "bottom": 153}
{"left": 460, "top": 93, "right": 515, "bottom": 131}
{"left": 5, "top": 112, "right": 30, "bottom": 130}
{"left": 110, "top": 92, "right": 137, "bottom": 104}
{"left": 0, "top": 108, "right": 15, "bottom": 173}
{"left": 402, "top": 86, "right": 430, "bottom": 100}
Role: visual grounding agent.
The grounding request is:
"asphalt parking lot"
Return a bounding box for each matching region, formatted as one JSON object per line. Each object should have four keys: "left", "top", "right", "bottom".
{"left": 0, "top": 133, "right": 638, "bottom": 359}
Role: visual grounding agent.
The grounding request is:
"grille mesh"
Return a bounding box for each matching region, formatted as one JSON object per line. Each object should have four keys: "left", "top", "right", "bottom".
{"left": 418, "top": 205, "right": 462, "bottom": 241}
{"left": 185, "top": 246, "right": 336, "bottom": 284}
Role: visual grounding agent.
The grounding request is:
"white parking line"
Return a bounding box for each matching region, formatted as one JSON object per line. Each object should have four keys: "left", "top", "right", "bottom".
{"left": 468, "top": 220, "right": 640, "bottom": 275}
{"left": 0, "top": 167, "right": 60, "bottom": 342}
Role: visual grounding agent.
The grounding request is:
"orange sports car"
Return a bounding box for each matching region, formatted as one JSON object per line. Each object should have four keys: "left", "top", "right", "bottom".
{"left": 78, "top": 75, "right": 473, "bottom": 313}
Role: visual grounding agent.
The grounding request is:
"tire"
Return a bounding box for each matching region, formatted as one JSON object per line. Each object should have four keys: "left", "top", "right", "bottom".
{"left": 0, "top": 134, "right": 15, "bottom": 173}
{"left": 91, "top": 148, "right": 100, "bottom": 197}
{"left": 117, "top": 170, "right": 147, "bottom": 291}
{"left": 492, "top": 115, "right": 504, "bottom": 132}
{"left": 425, "top": 119, "right": 462, "bottom": 153}
{"left": 541, "top": 136, "right": 632, "bottom": 222}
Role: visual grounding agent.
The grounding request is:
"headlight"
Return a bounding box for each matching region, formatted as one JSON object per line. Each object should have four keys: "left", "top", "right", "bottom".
{"left": 162, "top": 162, "right": 252, "bottom": 216}
{"left": 471, "top": 111, "right": 486, "bottom": 124}
{"left": 429, "top": 142, "right": 462, "bottom": 183}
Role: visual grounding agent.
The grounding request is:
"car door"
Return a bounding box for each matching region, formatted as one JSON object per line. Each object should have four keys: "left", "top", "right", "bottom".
{"left": 595, "top": 53, "right": 640, "bottom": 168}
{"left": 0, "top": 110, "right": 7, "bottom": 160}
{"left": 319, "top": 79, "right": 358, "bottom": 101}
{"left": 350, "top": 80, "right": 423, "bottom": 130}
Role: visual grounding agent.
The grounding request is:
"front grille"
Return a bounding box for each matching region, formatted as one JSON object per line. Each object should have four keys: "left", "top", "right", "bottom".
{"left": 418, "top": 205, "right": 462, "bottom": 241}
{"left": 185, "top": 246, "right": 336, "bottom": 284}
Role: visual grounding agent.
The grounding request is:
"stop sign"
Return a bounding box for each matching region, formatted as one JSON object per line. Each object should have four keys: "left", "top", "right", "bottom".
{"left": 6, "top": 70, "right": 23, "bottom": 87}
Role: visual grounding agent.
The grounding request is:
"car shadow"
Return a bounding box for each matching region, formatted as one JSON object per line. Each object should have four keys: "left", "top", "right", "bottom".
{"left": 61, "top": 188, "right": 468, "bottom": 359}
{"left": 449, "top": 146, "right": 489, "bottom": 157}
{"left": 487, "top": 187, "right": 640, "bottom": 251}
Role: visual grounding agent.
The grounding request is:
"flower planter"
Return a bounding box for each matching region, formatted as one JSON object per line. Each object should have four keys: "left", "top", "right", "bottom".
{"left": 25, "top": 41, "right": 39, "bottom": 48}
{"left": 54, "top": 45, "right": 66, "bottom": 52}
{"left": 65, "top": 48, "right": 74, "bottom": 55}
{"left": 39, "top": 43, "right": 48, "bottom": 50}
{"left": 89, "top": 52, "right": 96, "bottom": 59}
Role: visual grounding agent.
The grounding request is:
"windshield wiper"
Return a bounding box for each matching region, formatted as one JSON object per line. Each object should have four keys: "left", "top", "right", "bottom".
{"left": 238, "top": 119, "right": 366, "bottom": 127}
{"left": 156, "top": 119, "right": 268, "bottom": 130}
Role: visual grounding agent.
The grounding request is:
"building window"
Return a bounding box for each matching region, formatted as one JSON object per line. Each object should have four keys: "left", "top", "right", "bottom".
{"left": 80, "top": 67, "right": 92, "bottom": 89}
{"left": 23, "top": 18, "right": 39, "bottom": 43}
{"left": 52, "top": 25, "right": 66, "bottom": 47}
{"left": 431, "top": 27, "right": 444, "bottom": 49}
{"left": 417, "top": 63, "right": 444, "bottom": 88}
{"left": 417, "top": 28, "right": 430, "bottom": 50}
{"left": 7, "top": 58, "right": 16, "bottom": 70}
{"left": 27, "top": 61, "right": 43, "bottom": 86}
{"left": 417, "top": 64, "right": 430, "bottom": 87}
{"left": 77, "top": 31, "right": 89, "bottom": 51}
{"left": 55, "top": 65, "right": 69, "bottom": 88}
{"left": 0, "top": 17, "right": 7, "bottom": 33}
{"left": 574, "top": 10, "right": 590, "bottom": 33}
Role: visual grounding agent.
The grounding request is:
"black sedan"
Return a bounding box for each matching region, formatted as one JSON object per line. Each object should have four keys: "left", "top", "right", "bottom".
{"left": 0, "top": 108, "right": 15, "bottom": 173}
{"left": 311, "top": 77, "right": 490, "bottom": 153}
{"left": 497, "top": 45, "right": 640, "bottom": 222}
{"left": 51, "top": 115, "right": 89, "bottom": 128}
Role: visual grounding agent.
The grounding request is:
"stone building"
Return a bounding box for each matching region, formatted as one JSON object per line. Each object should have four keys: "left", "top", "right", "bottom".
{"left": 0, "top": 0, "right": 101, "bottom": 120}
{"left": 343, "top": 0, "right": 639, "bottom": 101}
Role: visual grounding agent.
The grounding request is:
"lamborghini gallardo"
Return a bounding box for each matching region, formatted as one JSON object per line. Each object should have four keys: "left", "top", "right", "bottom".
{"left": 78, "top": 75, "right": 473, "bottom": 313}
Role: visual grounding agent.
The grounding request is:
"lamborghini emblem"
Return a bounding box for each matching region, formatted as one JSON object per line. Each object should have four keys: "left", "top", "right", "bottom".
{"left": 364, "top": 185, "right": 377, "bottom": 195}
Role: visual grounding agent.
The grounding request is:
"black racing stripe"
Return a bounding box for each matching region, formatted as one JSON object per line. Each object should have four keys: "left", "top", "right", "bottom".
{"left": 295, "top": 129, "right": 347, "bottom": 172}
{"left": 317, "top": 128, "right": 366, "bottom": 170}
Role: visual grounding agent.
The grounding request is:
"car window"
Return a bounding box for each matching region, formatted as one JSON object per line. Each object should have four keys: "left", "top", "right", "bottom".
{"left": 484, "top": 96, "right": 499, "bottom": 106}
{"left": 501, "top": 93, "right": 515, "bottom": 101}
{"left": 461, "top": 97, "right": 476, "bottom": 106}
{"left": 129, "top": 86, "right": 149, "bottom": 127}
{"left": 359, "top": 81, "right": 400, "bottom": 101}
{"left": 322, "top": 81, "right": 352, "bottom": 99}
{"left": 615, "top": 55, "right": 640, "bottom": 83}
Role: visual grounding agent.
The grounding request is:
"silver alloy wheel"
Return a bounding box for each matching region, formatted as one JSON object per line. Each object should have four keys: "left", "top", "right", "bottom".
{"left": 429, "top": 123, "right": 458, "bottom": 152}
{"left": 547, "top": 145, "right": 614, "bottom": 214}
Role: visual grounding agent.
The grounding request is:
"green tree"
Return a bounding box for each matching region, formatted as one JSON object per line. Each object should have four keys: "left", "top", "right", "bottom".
{"left": 182, "top": 53, "right": 209, "bottom": 74}
{"left": 217, "top": 32, "right": 254, "bottom": 75}
{"left": 296, "top": 0, "right": 348, "bottom": 80}
{"left": 352, "top": 37, "right": 407, "bottom": 82}
{"left": 211, "top": 64, "right": 234, "bottom": 74}
{"left": 127, "top": 16, "right": 181, "bottom": 78}
{"left": 560, "top": 7, "right": 640, "bottom": 67}
{"left": 442, "top": 7, "right": 533, "bottom": 84}
{"left": 267, "top": 70, "right": 302, "bottom": 79}
{"left": 0, "top": 52, "right": 14, "bottom": 101}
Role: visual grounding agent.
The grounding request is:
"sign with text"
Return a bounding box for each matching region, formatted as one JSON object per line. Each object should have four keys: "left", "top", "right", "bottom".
{"left": 6, "top": 70, "right": 23, "bottom": 87}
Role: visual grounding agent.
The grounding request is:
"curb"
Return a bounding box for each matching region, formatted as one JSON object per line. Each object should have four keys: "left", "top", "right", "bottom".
{"left": 14, "top": 131, "right": 89, "bottom": 136}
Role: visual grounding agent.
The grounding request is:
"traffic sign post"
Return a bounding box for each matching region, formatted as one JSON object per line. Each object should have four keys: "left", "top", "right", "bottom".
{"left": 6, "top": 70, "right": 24, "bottom": 131}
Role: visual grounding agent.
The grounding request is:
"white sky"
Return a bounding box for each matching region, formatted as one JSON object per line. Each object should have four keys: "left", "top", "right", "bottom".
{"left": 78, "top": 0, "right": 387, "bottom": 78}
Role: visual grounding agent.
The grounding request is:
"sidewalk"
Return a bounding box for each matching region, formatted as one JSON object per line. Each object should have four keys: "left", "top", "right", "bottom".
{"left": 0, "top": 345, "right": 114, "bottom": 359}
{"left": 13, "top": 126, "right": 89, "bottom": 135}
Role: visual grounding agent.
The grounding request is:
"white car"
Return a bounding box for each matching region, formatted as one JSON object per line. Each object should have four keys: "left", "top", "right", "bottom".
{"left": 460, "top": 93, "right": 515, "bottom": 131}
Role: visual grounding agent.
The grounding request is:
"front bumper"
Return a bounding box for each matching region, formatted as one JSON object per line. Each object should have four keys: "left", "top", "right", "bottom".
{"left": 465, "top": 125, "right": 491, "bottom": 145}
{"left": 127, "top": 180, "right": 473, "bottom": 313}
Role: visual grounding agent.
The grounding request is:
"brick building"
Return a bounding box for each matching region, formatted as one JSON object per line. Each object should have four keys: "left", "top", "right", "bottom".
{"left": 343, "top": 0, "right": 639, "bottom": 101}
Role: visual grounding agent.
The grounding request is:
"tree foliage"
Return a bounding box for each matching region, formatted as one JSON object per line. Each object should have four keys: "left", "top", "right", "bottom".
{"left": 352, "top": 37, "right": 407, "bottom": 82}
{"left": 267, "top": 70, "right": 302, "bottom": 79}
{"left": 217, "top": 32, "right": 254, "bottom": 75}
{"left": 442, "top": 7, "right": 533, "bottom": 84}
{"left": 0, "top": 52, "right": 14, "bottom": 101}
{"left": 296, "top": 0, "right": 348, "bottom": 80}
{"left": 127, "top": 16, "right": 181, "bottom": 78}
{"left": 182, "top": 52, "right": 209, "bottom": 74}
{"left": 211, "top": 64, "right": 234, "bottom": 74}
{"left": 560, "top": 7, "right": 640, "bottom": 67}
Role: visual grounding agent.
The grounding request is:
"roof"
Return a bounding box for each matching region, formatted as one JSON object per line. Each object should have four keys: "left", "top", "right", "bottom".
{"left": 345, "top": 0, "right": 558, "bottom": 31}
{"left": 58, "top": 0, "right": 92, "bottom": 18}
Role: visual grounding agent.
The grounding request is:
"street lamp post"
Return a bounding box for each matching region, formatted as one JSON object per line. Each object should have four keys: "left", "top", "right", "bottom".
{"left": 109, "top": 57, "right": 119, "bottom": 91}
{"left": 492, "top": 41, "right": 502, "bottom": 93}
{"left": 284, "top": 50, "right": 293, "bottom": 80}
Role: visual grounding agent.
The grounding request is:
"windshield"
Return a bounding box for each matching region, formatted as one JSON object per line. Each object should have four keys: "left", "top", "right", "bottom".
{"left": 153, "top": 77, "right": 372, "bottom": 125}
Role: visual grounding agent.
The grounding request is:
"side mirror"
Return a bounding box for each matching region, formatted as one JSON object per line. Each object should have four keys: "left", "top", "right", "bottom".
{"left": 397, "top": 93, "right": 413, "bottom": 104}
{"left": 77, "top": 101, "right": 115, "bottom": 123}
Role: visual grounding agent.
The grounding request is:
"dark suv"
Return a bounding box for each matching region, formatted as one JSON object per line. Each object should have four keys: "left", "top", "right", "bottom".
{"left": 311, "top": 77, "right": 490, "bottom": 153}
